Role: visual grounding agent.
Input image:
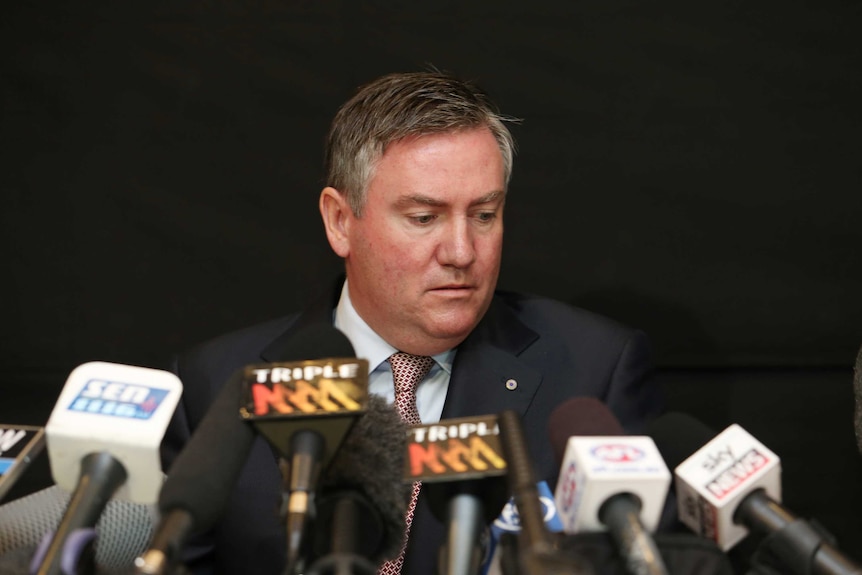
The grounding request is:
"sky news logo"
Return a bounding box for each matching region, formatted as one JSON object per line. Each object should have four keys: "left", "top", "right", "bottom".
{"left": 704, "top": 448, "right": 769, "bottom": 500}
{"left": 67, "top": 379, "right": 170, "bottom": 420}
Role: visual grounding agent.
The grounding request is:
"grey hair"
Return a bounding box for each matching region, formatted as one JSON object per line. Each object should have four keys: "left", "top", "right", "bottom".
{"left": 324, "top": 71, "right": 517, "bottom": 216}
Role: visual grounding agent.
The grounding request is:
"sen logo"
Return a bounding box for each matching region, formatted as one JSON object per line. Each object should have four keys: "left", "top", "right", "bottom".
{"left": 67, "top": 379, "right": 169, "bottom": 420}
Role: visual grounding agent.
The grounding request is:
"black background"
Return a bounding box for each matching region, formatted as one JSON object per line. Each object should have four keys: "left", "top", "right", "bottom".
{"left": 2, "top": 0, "right": 861, "bottom": 565}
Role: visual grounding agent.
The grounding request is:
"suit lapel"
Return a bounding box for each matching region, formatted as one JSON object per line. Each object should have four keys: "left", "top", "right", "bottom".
{"left": 441, "top": 295, "right": 542, "bottom": 420}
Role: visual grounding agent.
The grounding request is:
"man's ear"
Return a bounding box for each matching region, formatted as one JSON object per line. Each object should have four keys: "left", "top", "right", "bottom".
{"left": 319, "top": 186, "right": 352, "bottom": 258}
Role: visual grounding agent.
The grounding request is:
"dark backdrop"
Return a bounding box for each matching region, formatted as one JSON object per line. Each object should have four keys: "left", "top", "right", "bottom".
{"left": 2, "top": 0, "right": 861, "bottom": 564}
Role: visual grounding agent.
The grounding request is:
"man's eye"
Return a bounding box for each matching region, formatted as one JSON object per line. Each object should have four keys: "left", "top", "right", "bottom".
{"left": 476, "top": 212, "right": 497, "bottom": 222}
{"left": 411, "top": 214, "right": 436, "bottom": 224}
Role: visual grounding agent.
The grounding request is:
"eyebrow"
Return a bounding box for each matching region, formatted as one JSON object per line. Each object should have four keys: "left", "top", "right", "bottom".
{"left": 396, "top": 190, "right": 505, "bottom": 208}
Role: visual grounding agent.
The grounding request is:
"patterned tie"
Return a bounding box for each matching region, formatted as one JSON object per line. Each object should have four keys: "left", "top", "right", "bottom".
{"left": 377, "top": 352, "right": 435, "bottom": 575}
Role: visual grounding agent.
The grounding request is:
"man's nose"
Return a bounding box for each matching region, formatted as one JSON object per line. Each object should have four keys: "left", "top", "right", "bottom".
{"left": 438, "top": 219, "right": 476, "bottom": 268}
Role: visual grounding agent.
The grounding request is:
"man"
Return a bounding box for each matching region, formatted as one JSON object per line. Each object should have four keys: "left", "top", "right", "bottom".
{"left": 162, "top": 71, "right": 663, "bottom": 574}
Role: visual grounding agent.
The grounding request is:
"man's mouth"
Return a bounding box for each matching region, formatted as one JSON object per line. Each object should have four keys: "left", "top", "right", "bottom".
{"left": 430, "top": 284, "right": 474, "bottom": 293}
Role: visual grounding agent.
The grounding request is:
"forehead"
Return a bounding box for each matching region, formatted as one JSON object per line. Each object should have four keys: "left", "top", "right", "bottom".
{"left": 369, "top": 128, "right": 505, "bottom": 198}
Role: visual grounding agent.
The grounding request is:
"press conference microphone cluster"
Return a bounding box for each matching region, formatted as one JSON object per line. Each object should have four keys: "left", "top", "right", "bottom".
{"left": 649, "top": 412, "right": 862, "bottom": 575}
{"left": 33, "top": 362, "right": 182, "bottom": 575}
{"left": 137, "top": 323, "right": 359, "bottom": 575}
{"left": 548, "top": 398, "right": 670, "bottom": 575}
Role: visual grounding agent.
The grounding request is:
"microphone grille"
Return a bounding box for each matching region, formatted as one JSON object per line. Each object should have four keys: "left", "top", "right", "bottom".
{"left": 0, "top": 485, "right": 154, "bottom": 568}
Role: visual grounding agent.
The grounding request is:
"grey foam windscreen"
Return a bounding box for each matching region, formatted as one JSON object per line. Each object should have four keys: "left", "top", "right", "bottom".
{"left": 0, "top": 485, "right": 154, "bottom": 568}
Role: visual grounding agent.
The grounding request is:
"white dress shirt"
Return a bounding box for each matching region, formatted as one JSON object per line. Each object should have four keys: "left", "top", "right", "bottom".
{"left": 333, "top": 280, "right": 454, "bottom": 424}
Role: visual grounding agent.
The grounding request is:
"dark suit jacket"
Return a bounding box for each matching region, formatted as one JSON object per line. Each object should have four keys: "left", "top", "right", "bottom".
{"left": 162, "top": 280, "right": 663, "bottom": 575}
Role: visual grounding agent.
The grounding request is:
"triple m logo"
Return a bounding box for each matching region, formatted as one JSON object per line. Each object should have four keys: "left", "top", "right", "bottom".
{"left": 68, "top": 379, "right": 169, "bottom": 420}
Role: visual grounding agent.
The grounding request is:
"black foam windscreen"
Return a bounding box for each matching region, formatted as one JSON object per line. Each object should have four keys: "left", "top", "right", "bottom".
{"left": 157, "top": 369, "right": 252, "bottom": 532}
{"left": 646, "top": 412, "right": 718, "bottom": 470}
{"left": 547, "top": 397, "right": 625, "bottom": 468}
{"left": 311, "top": 395, "right": 409, "bottom": 563}
{"left": 0, "top": 486, "right": 153, "bottom": 569}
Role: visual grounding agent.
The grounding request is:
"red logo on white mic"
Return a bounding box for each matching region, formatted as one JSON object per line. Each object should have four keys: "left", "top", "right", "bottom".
{"left": 558, "top": 461, "right": 578, "bottom": 511}
{"left": 590, "top": 444, "right": 645, "bottom": 463}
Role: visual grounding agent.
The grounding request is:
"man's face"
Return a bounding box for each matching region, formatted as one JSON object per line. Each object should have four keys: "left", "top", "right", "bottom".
{"left": 325, "top": 127, "right": 505, "bottom": 356}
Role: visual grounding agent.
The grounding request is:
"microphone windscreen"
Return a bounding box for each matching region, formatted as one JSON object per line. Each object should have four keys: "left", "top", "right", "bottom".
{"left": 547, "top": 397, "right": 624, "bottom": 467}
{"left": 313, "top": 395, "right": 409, "bottom": 562}
{"left": 0, "top": 486, "right": 153, "bottom": 568}
{"left": 157, "top": 369, "right": 250, "bottom": 531}
{"left": 647, "top": 412, "right": 718, "bottom": 470}
{"left": 0, "top": 546, "right": 37, "bottom": 575}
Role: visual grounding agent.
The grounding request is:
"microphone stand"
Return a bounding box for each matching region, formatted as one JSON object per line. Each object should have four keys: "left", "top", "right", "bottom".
{"left": 498, "top": 410, "right": 594, "bottom": 575}
{"left": 738, "top": 489, "right": 862, "bottom": 575}
{"left": 305, "top": 493, "right": 377, "bottom": 575}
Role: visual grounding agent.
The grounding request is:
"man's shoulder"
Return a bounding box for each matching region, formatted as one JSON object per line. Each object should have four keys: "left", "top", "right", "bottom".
{"left": 493, "top": 289, "right": 638, "bottom": 339}
{"left": 189, "top": 314, "right": 299, "bottom": 355}
{"left": 175, "top": 314, "right": 301, "bottom": 380}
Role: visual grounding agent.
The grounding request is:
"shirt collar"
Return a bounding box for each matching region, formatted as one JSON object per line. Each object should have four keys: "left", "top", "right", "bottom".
{"left": 333, "top": 279, "right": 455, "bottom": 374}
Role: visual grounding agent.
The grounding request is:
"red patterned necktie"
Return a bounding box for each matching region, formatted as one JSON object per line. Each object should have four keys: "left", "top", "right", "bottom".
{"left": 377, "top": 352, "right": 435, "bottom": 575}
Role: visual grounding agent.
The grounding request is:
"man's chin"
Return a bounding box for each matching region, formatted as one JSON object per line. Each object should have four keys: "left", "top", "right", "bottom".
{"left": 422, "top": 316, "right": 482, "bottom": 347}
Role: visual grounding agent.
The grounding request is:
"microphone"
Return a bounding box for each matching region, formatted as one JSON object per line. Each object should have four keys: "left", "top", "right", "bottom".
{"left": 549, "top": 398, "right": 671, "bottom": 575}
{"left": 650, "top": 412, "right": 862, "bottom": 575}
{"left": 853, "top": 344, "right": 862, "bottom": 455}
{"left": 0, "top": 425, "right": 46, "bottom": 502}
{"left": 138, "top": 323, "right": 357, "bottom": 575}
{"left": 238, "top": 338, "right": 368, "bottom": 574}
{"left": 406, "top": 414, "right": 509, "bottom": 575}
{"left": 305, "top": 395, "right": 409, "bottom": 575}
{"left": 0, "top": 485, "right": 154, "bottom": 570}
{"left": 138, "top": 368, "right": 252, "bottom": 575}
{"left": 498, "top": 409, "right": 596, "bottom": 575}
{"left": 480, "top": 481, "right": 566, "bottom": 575}
{"left": 36, "top": 362, "right": 182, "bottom": 575}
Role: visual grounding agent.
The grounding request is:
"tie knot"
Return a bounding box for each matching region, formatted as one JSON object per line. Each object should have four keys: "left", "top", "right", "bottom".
{"left": 388, "top": 352, "right": 435, "bottom": 394}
